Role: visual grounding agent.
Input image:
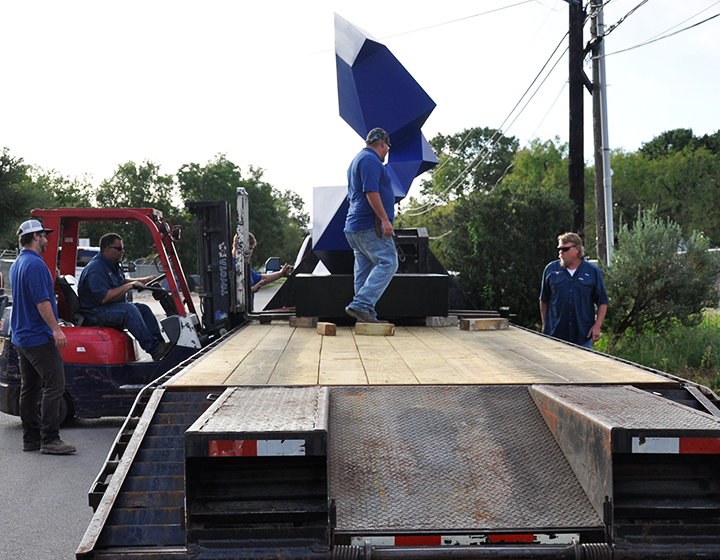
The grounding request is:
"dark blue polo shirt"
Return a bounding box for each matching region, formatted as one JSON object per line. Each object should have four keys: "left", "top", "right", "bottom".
{"left": 9, "top": 250, "right": 58, "bottom": 348}
{"left": 78, "top": 253, "right": 126, "bottom": 310}
{"left": 540, "top": 259, "right": 608, "bottom": 345}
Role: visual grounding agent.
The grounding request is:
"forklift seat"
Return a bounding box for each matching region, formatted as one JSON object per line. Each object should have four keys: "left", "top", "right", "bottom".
{"left": 57, "top": 275, "right": 123, "bottom": 330}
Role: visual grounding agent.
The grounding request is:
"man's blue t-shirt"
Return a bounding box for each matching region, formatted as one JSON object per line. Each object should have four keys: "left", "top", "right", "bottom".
{"left": 344, "top": 147, "right": 394, "bottom": 233}
{"left": 540, "top": 259, "right": 608, "bottom": 345}
{"left": 78, "top": 253, "right": 126, "bottom": 310}
{"left": 10, "top": 249, "right": 58, "bottom": 348}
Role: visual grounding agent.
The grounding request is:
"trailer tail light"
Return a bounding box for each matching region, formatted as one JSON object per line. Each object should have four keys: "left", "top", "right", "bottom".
{"left": 632, "top": 436, "right": 720, "bottom": 454}
{"left": 351, "top": 533, "right": 579, "bottom": 547}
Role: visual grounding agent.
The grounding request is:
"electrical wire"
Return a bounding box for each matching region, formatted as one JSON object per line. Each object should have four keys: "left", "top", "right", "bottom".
{"left": 602, "top": 10, "right": 720, "bottom": 57}
{"left": 405, "top": 36, "right": 569, "bottom": 216}
{"left": 599, "top": 0, "right": 650, "bottom": 37}
{"left": 380, "top": 1, "right": 536, "bottom": 40}
{"left": 641, "top": 0, "right": 720, "bottom": 41}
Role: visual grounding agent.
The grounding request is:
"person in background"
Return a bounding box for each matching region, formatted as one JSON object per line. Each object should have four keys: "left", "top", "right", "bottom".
{"left": 9, "top": 219, "right": 76, "bottom": 455}
{"left": 247, "top": 233, "right": 292, "bottom": 294}
{"left": 343, "top": 127, "right": 397, "bottom": 324}
{"left": 540, "top": 232, "right": 608, "bottom": 348}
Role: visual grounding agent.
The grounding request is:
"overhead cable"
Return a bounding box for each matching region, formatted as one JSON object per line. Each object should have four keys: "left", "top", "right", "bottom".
{"left": 601, "top": 11, "right": 720, "bottom": 57}
{"left": 405, "top": 36, "right": 569, "bottom": 216}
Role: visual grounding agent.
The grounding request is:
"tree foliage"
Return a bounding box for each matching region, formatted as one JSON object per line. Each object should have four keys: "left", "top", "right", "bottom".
{"left": 612, "top": 129, "right": 720, "bottom": 245}
{"left": 445, "top": 184, "right": 574, "bottom": 327}
{"left": 177, "top": 154, "right": 308, "bottom": 270}
{"left": 602, "top": 207, "right": 720, "bottom": 340}
{"left": 0, "top": 149, "right": 40, "bottom": 249}
{"left": 421, "top": 127, "right": 518, "bottom": 200}
{"left": 0, "top": 148, "right": 95, "bottom": 250}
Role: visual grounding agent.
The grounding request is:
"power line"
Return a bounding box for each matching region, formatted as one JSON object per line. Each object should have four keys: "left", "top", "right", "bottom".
{"left": 405, "top": 34, "right": 569, "bottom": 216}
{"left": 380, "top": 0, "right": 537, "bottom": 40}
{"left": 602, "top": 10, "right": 720, "bottom": 57}
{"left": 599, "top": 0, "right": 651, "bottom": 38}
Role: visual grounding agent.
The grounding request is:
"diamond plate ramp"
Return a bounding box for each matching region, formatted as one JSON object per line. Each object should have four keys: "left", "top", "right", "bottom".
{"left": 329, "top": 385, "right": 601, "bottom": 533}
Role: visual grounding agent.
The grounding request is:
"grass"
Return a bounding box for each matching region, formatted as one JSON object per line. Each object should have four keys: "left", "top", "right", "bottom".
{"left": 596, "top": 312, "right": 720, "bottom": 393}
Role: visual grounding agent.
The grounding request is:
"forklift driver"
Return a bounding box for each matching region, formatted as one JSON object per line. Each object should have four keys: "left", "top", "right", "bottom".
{"left": 77, "top": 233, "right": 173, "bottom": 361}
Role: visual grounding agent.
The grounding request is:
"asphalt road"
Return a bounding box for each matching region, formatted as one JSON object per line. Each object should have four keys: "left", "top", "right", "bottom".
{"left": 0, "top": 413, "right": 124, "bottom": 560}
{"left": 0, "top": 284, "right": 280, "bottom": 559}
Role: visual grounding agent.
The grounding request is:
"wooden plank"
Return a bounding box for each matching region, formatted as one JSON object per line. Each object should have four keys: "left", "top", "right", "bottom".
{"left": 319, "top": 329, "right": 367, "bottom": 385}
{"left": 267, "top": 327, "right": 322, "bottom": 385}
{"left": 223, "top": 324, "right": 296, "bottom": 385}
{"left": 355, "top": 323, "right": 395, "bottom": 336}
{"left": 459, "top": 318, "right": 509, "bottom": 331}
{"left": 410, "top": 327, "right": 567, "bottom": 384}
{"left": 386, "top": 327, "right": 469, "bottom": 384}
{"left": 171, "top": 323, "right": 277, "bottom": 386}
{"left": 353, "top": 332, "right": 419, "bottom": 385}
{"left": 317, "top": 322, "right": 337, "bottom": 336}
{"left": 289, "top": 316, "right": 318, "bottom": 328}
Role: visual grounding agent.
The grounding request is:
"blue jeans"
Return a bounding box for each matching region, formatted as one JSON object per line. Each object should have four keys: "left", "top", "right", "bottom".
{"left": 345, "top": 229, "right": 398, "bottom": 317}
{"left": 92, "top": 302, "right": 163, "bottom": 355}
{"left": 17, "top": 339, "right": 65, "bottom": 445}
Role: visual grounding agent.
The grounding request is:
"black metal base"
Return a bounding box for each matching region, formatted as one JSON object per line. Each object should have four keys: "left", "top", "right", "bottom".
{"left": 294, "top": 274, "right": 448, "bottom": 319}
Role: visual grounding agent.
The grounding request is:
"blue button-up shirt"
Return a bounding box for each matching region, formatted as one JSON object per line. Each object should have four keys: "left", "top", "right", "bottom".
{"left": 540, "top": 259, "right": 608, "bottom": 345}
{"left": 78, "top": 253, "right": 126, "bottom": 310}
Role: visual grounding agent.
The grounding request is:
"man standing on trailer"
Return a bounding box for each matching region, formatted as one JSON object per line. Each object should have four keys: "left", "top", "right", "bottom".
{"left": 78, "top": 233, "right": 172, "bottom": 361}
{"left": 10, "top": 219, "right": 76, "bottom": 455}
{"left": 540, "top": 232, "right": 608, "bottom": 348}
{"left": 344, "top": 127, "right": 398, "bottom": 324}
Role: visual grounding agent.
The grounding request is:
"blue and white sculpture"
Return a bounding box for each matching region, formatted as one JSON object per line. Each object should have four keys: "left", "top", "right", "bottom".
{"left": 312, "top": 14, "right": 439, "bottom": 273}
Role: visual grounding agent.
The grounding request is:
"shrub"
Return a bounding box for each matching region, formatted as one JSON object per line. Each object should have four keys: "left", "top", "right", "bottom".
{"left": 445, "top": 184, "right": 574, "bottom": 327}
{"left": 602, "top": 207, "right": 720, "bottom": 340}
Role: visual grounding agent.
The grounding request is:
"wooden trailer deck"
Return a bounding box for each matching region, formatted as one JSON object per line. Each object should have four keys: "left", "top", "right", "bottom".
{"left": 168, "top": 322, "right": 671, "bottom": 387}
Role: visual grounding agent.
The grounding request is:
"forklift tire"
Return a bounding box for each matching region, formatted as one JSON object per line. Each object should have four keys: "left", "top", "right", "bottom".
{"left": 60, "top": 392, "right": 75, "bottom": 425}
{"left": 31, "top": 391, "right": 75, "bottom": 426}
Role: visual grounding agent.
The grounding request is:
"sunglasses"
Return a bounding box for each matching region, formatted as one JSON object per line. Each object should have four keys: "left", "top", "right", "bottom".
{"left": 108, "top": 245, "right": 124, "bottom": 252}
{"left": 557, "top": 245, "right": 576, "bottom": 252}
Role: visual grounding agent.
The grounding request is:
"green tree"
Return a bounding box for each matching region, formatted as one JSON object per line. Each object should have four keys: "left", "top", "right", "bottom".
{"left": 602, "top": 207, "right": 720, "bottom": 340}
{"left": 421, "top": 127, "right": 519, "bottom": 200}
{"left": 177, "top": 154, "right": 308, "bottom": 269}
{"left": 611, "top": 139, "right": 720, "bottom": 245}
{"left": 0, "top": 149, "right": 39, "bottom": 249}
{"left": 445, "top": 184, "right": 574, "bottom": 327}
{"left": 89, "top": 161, "right": 179, "bottom": 264}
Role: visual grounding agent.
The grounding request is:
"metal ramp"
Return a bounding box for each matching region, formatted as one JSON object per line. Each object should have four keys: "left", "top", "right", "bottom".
{"left": 78, "top": 384, "right": 720, "bottom": 560}
{"left": 531, "top": 384, "right": 720, "bottom": 555}
{"left": 79, "top": 389, "right": 213, "bottom": 557}
{"left": 329, "top": 385, "right": 602, "bottom": 539}
{"left": 184, "top": 386, "right": 330, "bottom": 558}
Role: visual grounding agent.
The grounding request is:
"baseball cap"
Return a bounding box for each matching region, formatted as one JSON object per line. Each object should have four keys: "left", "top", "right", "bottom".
{"left": 365, "top": 127, "right": 391, "bottom": 147}
{"left": 17, "top": 219, "right": 54, "bottom": 236}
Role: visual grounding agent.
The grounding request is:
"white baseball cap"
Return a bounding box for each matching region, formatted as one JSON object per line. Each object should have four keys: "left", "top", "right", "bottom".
{"left": 17, "top": 219, "right": 54, "bottom": 236}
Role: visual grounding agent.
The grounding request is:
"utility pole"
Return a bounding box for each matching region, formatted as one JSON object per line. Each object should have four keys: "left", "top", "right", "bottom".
{"left": 591, "top": 0, "right": 607, "bottom": 263}
{"left": 590, "top": 0, "right": 614, "bottom": 264}
{"left": 568, "top": 0, "right": 586, "bottom": 235}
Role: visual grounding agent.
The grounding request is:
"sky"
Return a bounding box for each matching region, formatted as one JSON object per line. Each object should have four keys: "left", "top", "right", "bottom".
{"left": 2, "top": 0, "right": 719, "bottom": 219}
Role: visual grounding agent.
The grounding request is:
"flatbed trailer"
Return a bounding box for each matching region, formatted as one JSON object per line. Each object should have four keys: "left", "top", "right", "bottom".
{"left": 76, "top": 321, "right": 720, "bottom": 560}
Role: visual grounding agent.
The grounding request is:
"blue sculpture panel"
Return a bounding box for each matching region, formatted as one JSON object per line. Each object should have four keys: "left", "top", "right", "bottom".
{"left": 314, "top": 14, "right": 438, "bottom": 273}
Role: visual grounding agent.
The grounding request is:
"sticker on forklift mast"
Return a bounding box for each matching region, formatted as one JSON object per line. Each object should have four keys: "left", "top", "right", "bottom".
{"left": 350, "top": 533, "right": 579, "bottom": 547}
{"left": 208, "top": 439, "right": 306, "bottom": 457}
{"left": 632, "top": 437, "right": 720, "bottom": 454}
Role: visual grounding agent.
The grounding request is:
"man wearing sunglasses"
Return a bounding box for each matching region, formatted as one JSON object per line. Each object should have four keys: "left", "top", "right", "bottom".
{"left": 78, "top": 233, "right": 172, "bottom": 361}
{"left": 343, "top": 127, "right": 397, "bottom": 324}
{"left": 539, "top": 232, "right": 608, "bottom": 348}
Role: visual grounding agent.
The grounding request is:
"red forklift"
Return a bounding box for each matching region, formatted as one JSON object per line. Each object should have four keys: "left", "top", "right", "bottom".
{"left": 0, "top": 207, "right": 218, "bottom": 423}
